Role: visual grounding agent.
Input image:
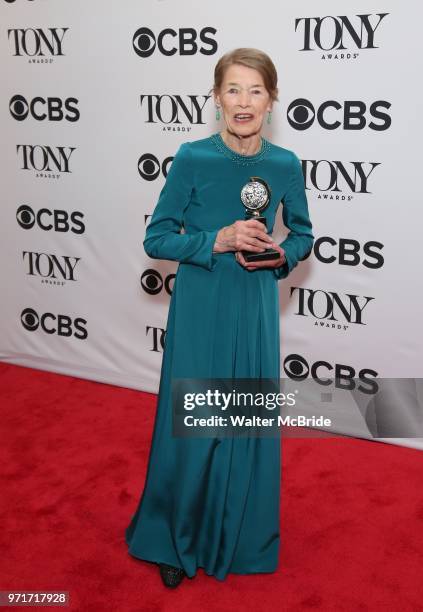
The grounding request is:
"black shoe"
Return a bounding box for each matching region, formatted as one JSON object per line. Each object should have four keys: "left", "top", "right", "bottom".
{"left": 158, "top": 562, "right": 186, "bottom": 588}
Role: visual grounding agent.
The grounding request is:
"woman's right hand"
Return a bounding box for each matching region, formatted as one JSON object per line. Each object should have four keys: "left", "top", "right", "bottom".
{"left": 213, "top": 219, "right": 274, "bottom": 254}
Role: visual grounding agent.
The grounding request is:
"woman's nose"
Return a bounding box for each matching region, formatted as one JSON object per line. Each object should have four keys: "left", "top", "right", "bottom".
{"left": 238, "top": 90, "right": 251, "bottom": 106}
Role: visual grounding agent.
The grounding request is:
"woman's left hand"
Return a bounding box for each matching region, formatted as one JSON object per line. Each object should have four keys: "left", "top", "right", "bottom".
{"left": 235, "top": 242, "right": 286, "bottom": 270}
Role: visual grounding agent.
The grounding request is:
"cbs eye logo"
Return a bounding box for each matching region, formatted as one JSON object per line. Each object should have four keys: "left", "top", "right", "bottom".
{"left": 133, "top": 27, "right": 217, "bottom": 57}
{"left": 284, "top": 354, "right": 309, "bottom": 380}
{"left": 9, "top": 95, "right": 27, "bottom": 119}
{"left": 138, "top": 153, "right": 173, "bottom": 181}
{"left": 21, "top": 308, "right": 39, "bottom": 331}
{"left": 16, "top": 204, "right": 36, "bottom": 228}
{"left": 141, "top": 269, "right": 175, "bottom": 295}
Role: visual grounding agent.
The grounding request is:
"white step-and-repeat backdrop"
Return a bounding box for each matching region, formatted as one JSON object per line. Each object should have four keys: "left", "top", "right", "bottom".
{"left": 1, "top": 1, "right": 422, "bottom": 449}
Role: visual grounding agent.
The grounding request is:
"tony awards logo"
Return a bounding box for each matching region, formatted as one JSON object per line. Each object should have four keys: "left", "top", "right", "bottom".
{"left": 240, "top": 177, "right": 279, "bottom": 262}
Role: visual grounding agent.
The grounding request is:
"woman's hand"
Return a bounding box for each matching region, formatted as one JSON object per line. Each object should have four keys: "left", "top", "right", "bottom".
{"left": 235, "top": 243, "right": 286, "bottom": 271}
{"left": 213, "top": 219, "right": 274, "bottom": 254}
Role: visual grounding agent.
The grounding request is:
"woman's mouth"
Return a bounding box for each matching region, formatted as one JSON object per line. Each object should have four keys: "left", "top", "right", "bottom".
{"left": 234, "top": 113, "right": 254, "bottom": 123}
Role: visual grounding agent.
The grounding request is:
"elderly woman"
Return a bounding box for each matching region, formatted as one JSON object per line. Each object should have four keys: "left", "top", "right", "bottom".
{"left": 125, "top": 47, "right": 313, "bottom": 588}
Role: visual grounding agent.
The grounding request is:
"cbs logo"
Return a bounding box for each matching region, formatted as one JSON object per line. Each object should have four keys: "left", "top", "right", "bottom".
{"left": 138, "top": 154, "right": 173, "bottom": 181}
{"left": 16, "top": 205, "right": 84, "bottom": 234}
{"left": 287, "top": 98, "right": 391, "bottom": 131}
{"left": 133, "top": 27, "right": 217, "bottom": 57}
{"left": 21, "top": 308, "right": 87, "bottom": 339}
{"left": 311, "top": 237, "right": 384, "bottom": 268}
{"left": 9, "top": 95, "right": 79, "bottom": 122}
{"left": 283, "top": 353, "right": 378, "bottom": 394}
{"left": 141, "top": 269, "right": 175, "bottom": 295}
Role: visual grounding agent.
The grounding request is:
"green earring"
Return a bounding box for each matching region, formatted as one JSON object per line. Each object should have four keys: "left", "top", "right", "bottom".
{"left": 216, "top": 107, "right": 221, "bottom": 120}
{"left": 267, "top": 111, "right": 272, "bottom": 125}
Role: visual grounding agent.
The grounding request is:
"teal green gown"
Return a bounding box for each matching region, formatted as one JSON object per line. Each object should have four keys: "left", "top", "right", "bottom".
{"left": 125, "top": 132, "right": 313, "bottom": 581}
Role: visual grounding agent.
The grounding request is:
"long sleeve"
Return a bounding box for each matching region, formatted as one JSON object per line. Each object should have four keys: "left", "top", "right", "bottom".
{"left": 143, "top": 142, "right": 219, "bottom": 271}
{"left": 273, "top": 151, "right": 314, "bottom": 280}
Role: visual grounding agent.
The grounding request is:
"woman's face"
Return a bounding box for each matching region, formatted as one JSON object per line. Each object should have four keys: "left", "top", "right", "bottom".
{"left": 215, "top": 63, "right": 273, "bottom": 137}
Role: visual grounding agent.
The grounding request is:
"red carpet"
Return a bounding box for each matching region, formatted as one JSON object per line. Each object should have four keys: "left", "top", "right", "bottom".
{"left": 1, "top": 362, "right": 422, "bottom": 611}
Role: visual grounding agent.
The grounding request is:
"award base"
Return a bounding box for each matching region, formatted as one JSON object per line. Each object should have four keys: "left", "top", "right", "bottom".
{"left": 241, "top": 248, "right": 281, "bottom": 263}
{"left": 242, "top": 214, "right": 280, "bottom": 263}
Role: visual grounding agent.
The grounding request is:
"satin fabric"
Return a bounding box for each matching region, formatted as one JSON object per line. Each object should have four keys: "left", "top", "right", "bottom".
{"left": 125, "top": 133, "right": 313, "bottom": 581}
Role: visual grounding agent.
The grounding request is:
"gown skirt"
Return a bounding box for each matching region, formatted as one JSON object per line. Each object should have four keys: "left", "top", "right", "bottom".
{"left": 125, "top": 252, "right": 282, "bottom": 581}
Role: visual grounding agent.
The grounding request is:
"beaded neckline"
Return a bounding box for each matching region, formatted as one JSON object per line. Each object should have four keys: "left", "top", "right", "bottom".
{"left": 210, "top": 132, "right": 270, "bottom": 165}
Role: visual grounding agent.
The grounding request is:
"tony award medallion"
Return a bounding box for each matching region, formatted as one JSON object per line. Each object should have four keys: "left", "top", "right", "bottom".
{"left": 240, "top": 177, "right": 280, "bottom": 262}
